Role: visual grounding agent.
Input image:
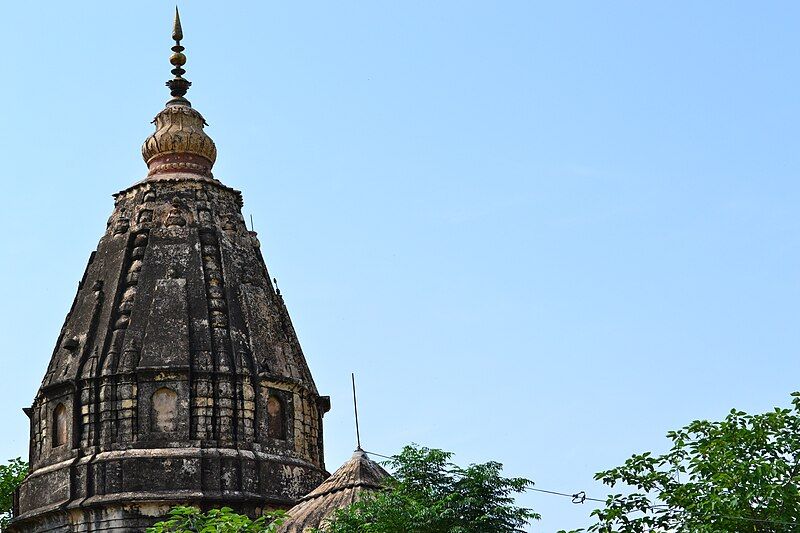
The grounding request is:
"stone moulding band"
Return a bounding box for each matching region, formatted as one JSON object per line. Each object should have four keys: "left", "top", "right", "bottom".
{"left": 147, "top": 161, "right": 212, "bottom": 177}
{"left": 113, "top": 175, "right": 242, "bottom": 203}
{"left": 13, "top": 489, "right": 297, "bottom": 525}
{"left": 23, "top": 446, "right": 322, "bottom": 481}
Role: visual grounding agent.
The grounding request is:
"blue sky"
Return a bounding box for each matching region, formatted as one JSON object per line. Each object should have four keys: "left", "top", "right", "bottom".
{"left": 1, "top": 2, "right": 799, "bottom": 531}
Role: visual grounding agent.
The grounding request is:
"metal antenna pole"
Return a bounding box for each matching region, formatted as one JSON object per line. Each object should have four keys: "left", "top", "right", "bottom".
{"left": 250, "top": 214, "right": 254, "bottom": 231}
{"left": 351, "top": 372, "right": 362, "bottom": 450}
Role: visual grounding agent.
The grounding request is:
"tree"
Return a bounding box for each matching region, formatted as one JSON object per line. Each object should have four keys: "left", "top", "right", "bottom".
{"left": 0, "top": 458, "right": 28, "bottom": 531}
{"left": 324, "top": 445, "right": 539, "bottom": 533}
{"left": 147, "top": 506, "right": 286, "bottom": 533}
{"left": 562, "top": 393, "right": 800, "bottom": 533}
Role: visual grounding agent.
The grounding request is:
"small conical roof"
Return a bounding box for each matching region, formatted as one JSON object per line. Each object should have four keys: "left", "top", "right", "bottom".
{"left": 279, "top": 450, "right": 390, "bottom": 532}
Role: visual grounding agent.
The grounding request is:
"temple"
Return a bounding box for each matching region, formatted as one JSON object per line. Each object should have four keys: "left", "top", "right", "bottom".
{"left": 8, "top": 10, "right": 351, "bottom": 532}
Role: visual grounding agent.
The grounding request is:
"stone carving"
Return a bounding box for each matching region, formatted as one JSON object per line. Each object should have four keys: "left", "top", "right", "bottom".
{"left": 165, "top": 197, "right": 187, "bottom": 227}
{"left": 221, "top": 214, "right": 237, "bottom": 234}
{"left": 200, "top": 231, "right": 229, "bottom": 330}
{"left": 115, "top": 231, "right": 149, "bottom": 331}
{"left": 112, "top": 216, "right": 130, "bottom": 235}
{"left": 249, "top": 231, "right": 261, "bottom": 249}
{"left": 61, "top": 337, "right": 79, "bottom": 351}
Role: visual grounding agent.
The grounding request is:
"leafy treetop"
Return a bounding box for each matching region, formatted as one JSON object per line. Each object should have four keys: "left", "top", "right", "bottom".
{"left": 147, "top": 506, "right": 286, "bottom": 533}
{"left": 560, "top": 392, "right": 800, "bottom": 533}
{"left": 0, "top": 458, "right": 27, "bottom": 532}
{"left": 324, "top": 444, "right": 539, "bottom": 533}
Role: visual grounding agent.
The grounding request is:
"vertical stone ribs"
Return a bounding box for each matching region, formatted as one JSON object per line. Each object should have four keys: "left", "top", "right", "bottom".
{"left": 199, "top": 229, "right": 237, "bottom": 442}
{"left": 114, "top": 230, "right": 150, "bottom": 443}
{"left": 15, "top": 181, "right": 329, "bottom": 533}
{"left": 94, "top": 230, "right": 150, "bottom": 447}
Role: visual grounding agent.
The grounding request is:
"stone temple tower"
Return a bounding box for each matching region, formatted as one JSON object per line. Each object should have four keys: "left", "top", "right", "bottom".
{"left": 10, "top": 10, "right": 330, "bottom": 532}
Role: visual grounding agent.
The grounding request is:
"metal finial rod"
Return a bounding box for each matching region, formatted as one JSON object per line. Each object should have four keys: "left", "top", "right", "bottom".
{"left": 166, "top": 6, "right": 191, "bottom": 103}
{"left": 172, "top": 6, "right": 183, "bottom": 42}
{"left": 352, "top": 373, "right": 362, "bottom": 450}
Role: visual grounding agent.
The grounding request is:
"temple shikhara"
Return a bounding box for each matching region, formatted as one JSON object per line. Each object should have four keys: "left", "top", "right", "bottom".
{"left": 10, "top": 10, "right": 385, "bottom": 533}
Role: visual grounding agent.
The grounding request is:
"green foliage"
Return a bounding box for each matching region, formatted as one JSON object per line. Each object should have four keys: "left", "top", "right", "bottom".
{"left": 324, "top": 444, "right": 539, "bottom": 533}
{"left": 146, "top": 506, "right": 286, "bottom": 533}
{"left": 0, "top": 458, "right": 27, "bottom": 531}
{"left": 561, "top": 393, "right": 800, "bottom": 533}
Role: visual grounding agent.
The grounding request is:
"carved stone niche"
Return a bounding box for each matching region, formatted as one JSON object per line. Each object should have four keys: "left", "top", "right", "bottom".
{"left": 45, "top": 395, "right": 74, "bottom": 459}
{"left": 265, "top": 388, "right": 293, "bottom": 443}
{"left": 151, "top": 387, "right": 178, "bottom": 432}
{"left": 52, "top": 403, "right": 68, "bottom": 447}
{"left": 138, "top": 379, "right": 189, "bottom": 441}
{"left": 267, "top": 395, "right": 286, "bottom": 440}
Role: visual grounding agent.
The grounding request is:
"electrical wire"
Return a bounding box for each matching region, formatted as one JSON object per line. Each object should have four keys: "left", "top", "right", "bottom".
{"left": 361, "top": 449, "right": 800, "bottom": 528}
{"left": 526, "top": 485, "right": 800, "bottom": 527}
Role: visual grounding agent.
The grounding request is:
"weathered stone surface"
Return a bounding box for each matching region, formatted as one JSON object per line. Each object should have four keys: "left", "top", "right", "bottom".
{"left": 10, "top": 52, "right": 330, "bottom": 533}
{"left": 278, "top": 450, "right": 389, "bottom": 532}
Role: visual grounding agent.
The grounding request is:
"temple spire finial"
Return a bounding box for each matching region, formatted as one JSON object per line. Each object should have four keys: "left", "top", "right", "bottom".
{"left": 352, "top": 373, "right": 363, "bottom": 451}
{"left": 166, "top": 6, "right": 191, "bottom": 105}
{"left": 172, "top": 6, "right": 183, "bottom": 41}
